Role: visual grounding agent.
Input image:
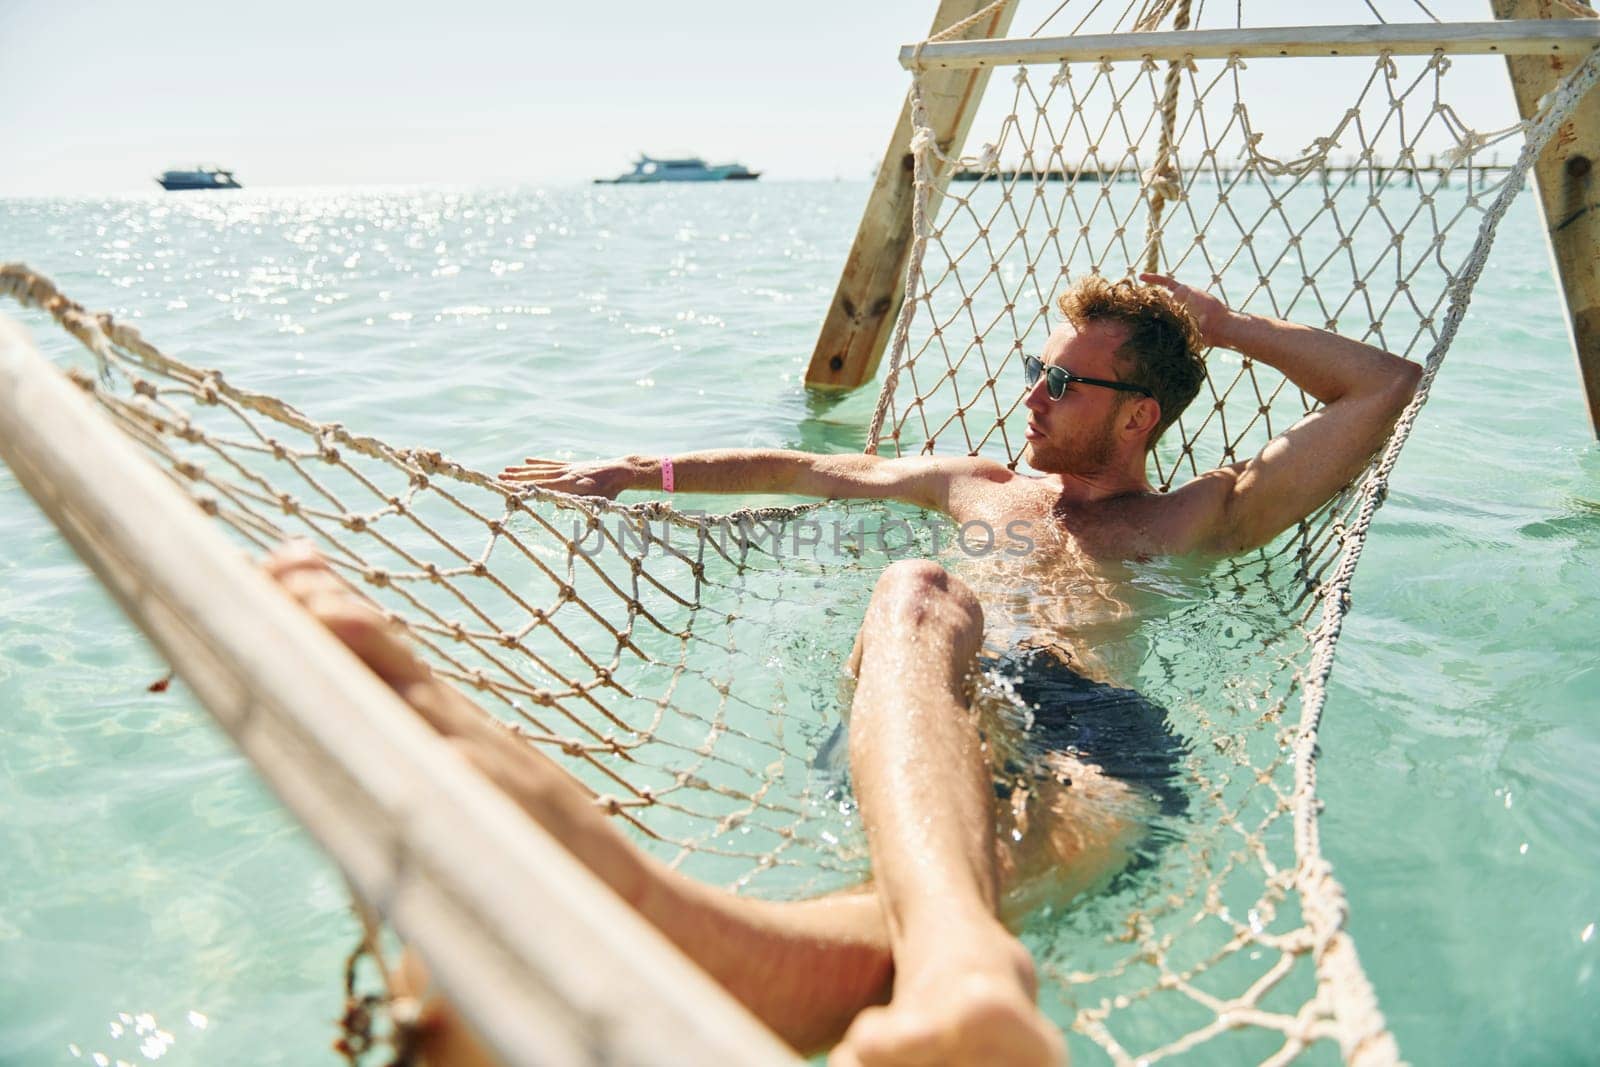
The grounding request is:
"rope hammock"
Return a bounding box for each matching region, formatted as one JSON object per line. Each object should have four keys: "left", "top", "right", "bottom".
{"left": 2, "top": 3, "right": 1596, "bottom": 1063}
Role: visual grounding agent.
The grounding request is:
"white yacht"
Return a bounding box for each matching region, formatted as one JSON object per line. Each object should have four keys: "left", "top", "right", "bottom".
{"left": 596, "top": 155, "right": 760, "bottom": 184}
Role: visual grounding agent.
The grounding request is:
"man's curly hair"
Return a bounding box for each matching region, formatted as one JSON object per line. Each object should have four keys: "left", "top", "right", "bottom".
{"left": 1056, "top": 275, "right": 1206, "bottom": 451}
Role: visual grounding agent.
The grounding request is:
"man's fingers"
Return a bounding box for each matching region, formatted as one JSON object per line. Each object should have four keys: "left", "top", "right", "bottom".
{"left": 1139, "top": 272, "right": 1177, "bottom": 289}
{"left": 497, "top": 472, "right": 582, "bottom": 494}
{"left": 497, "top": 460, "right": 562, "bottom": 474}
{"left": 500, "top": 459, "right": 624, "bottom": 501}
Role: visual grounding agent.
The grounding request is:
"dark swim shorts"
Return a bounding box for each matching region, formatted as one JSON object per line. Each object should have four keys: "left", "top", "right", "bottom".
{"left": 811, "top": 645, "right": 1190, "bottom": 822}
{"left": 987, "top": 645, "right": 1190, "bottom": 821}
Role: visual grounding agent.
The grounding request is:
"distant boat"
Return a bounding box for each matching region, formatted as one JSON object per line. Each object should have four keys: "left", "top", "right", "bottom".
{"left": 595, "top": 155, "right": 760, "bottom": 184}
{"left": 156, "top": 165, "right": 243, "bottom": 191}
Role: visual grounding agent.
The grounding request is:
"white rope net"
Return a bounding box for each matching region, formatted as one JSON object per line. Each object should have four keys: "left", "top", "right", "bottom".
{"left": 1, "top": 267, "right": 882, "bottom": 905}
{"left": 2, "top": 6, "right": 1596, "bottom": 1064}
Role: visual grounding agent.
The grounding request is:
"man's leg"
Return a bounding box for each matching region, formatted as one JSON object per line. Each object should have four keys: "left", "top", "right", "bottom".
{"left": 833, "top": 559, "right": 1065, "bottom": 1067}
{"left": 264, "top": 544, "right": 891, "bottom": 1056}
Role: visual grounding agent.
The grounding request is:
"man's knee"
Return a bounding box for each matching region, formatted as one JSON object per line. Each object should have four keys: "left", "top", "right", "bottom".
{"left": 867, "top": 559, "right": 983, "bottom": 636}
{"left": 871, "top": 557, "right": 966, "bottom": 602}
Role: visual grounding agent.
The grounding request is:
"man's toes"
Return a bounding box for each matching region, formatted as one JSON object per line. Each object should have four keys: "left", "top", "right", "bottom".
{"left": 263, "top": 540, "right": 331, "bottom": 579}
{"left": 264, "top": 548, "right": 354, "bottom": 610}
{"left": 273, "top": 568, "right": 347, "bottom": 612}
{"left": 307, "top": 596, "right": 433, "bottom": 690}
{"left": 261, "top": 545, "right": 432, "bottom": 690}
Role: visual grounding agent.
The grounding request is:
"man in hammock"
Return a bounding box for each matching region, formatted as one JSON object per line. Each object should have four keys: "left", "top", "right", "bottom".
{"left": 271, "top": 274, "right": 1419, "bottom": 1066}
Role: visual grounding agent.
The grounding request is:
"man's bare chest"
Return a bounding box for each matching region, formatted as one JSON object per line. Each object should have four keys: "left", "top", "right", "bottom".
{"left": 952, "top": 478, "right": 1173, "bottom": 562}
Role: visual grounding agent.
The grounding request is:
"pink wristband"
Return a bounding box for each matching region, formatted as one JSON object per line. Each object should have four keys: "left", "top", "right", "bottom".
{"left": 660, "top": 457, "right": 675, "bottom": 493}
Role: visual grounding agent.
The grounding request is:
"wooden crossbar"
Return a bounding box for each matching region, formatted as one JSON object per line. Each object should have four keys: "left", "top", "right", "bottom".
{"left": 900, "top": 19, "right": 1600, "bottom": 69}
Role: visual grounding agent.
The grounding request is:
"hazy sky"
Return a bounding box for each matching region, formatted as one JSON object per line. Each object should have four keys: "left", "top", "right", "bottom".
{"left": 0, "top": 0, "right": 941, "bottom": 194}
{"left": 0, "top": 0, "right": 1522, "bottom": 196}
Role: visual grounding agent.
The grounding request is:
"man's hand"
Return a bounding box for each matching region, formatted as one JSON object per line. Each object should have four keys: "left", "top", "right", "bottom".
{"left": 498, "top": 457, "right": 640, "bottom": 499}
{"left": 1139, "top": 272, "right": 1231, "bottom": 346}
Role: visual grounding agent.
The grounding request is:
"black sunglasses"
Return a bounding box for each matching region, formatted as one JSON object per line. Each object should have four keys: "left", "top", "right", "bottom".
{"left": 1023, "top": 355, "right": 1153, "bottom": 400}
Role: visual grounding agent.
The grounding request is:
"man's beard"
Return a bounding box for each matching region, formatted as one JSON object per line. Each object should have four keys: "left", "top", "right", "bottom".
{"left": 1027, "top": 404, "right": 1121, "bottom": 474}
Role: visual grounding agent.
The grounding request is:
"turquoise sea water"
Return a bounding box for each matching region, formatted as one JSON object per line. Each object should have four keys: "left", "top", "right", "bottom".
{"left": 1, "top": 182, "right": 1597, "bottom": 1065}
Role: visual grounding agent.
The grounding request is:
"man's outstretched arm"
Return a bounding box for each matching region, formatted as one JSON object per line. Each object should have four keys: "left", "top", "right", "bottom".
{"left": 1145, "top": 273, "right": 1423, "bottom": 556}
{"left": 499, "top": 449, "right": 1006, "bottom": 516}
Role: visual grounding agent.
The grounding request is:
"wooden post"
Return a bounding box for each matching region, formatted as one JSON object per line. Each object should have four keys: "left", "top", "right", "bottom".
{"left": 804, "top": 0, "right": 1020, "bottom": 390}
{"left": 1493, "top": 0, "right": 1600, "bottom": 436}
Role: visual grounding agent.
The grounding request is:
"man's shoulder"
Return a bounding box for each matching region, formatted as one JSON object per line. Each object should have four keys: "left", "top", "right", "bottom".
{"left": 939, "top": 457, "right": 1048, "bottom": 520}
{"left": 1163, "top": 465, "right": 1242, "bottom": 503}
{"left": 1164, "top": 463, "right": 1248, "bottom": 550}
{"left": 901, "top": 453, "right": 1025, "bottom": 486}
{"left": 945, "top": 455, "right": 1022, "bottom": 482}
{"left": 1104, "top": 468, "right": 1240, "bottom": 556}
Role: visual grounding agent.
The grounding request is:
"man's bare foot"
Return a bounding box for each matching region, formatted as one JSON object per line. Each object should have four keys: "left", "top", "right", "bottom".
{"left": 262, "top": 542, "right": 647, "bottom": 879}
{"left": 262, "top": 542, "right": 497, "bottom": 741}
{"left": 263, "top": 542, "right": 899, "bottom": 1056}
{"left": 830, "top": 924, "right": 1065, "bottom": 1066}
